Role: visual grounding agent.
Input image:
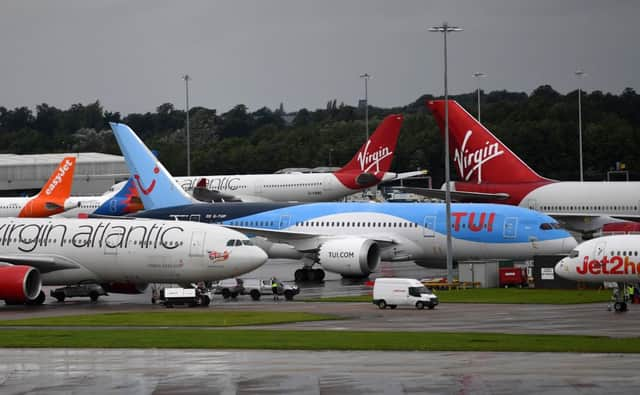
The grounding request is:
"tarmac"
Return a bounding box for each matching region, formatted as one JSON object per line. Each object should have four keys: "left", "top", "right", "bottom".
{"left": 2, "top": 260, "right": 640, "bottom": 394}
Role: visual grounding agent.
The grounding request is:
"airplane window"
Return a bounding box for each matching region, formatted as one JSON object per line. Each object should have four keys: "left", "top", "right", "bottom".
{"left": 617, "top": 251, "right": 620, "bottom": 255}
{"left": 235, "top": 240, "right": 242, "bottom": 246}
{"left": 569, "top": 250, "right": 579, "bottom": 258}
{"left": 242, "top": 240, "right": 253, "bottom": 246}
{"left": 540, "top": 223, "right": 552, "bottom": 230}
{"left": 636, "top": 251, "right": 638, "bottom": 256}
{"left": 226, "top": 240, "right": 235, "bottom": 247}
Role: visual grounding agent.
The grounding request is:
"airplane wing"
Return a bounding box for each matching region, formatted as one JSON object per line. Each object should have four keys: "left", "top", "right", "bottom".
{"left": 394, "top": 187, "right": 510, "bottom": 201}
{"left": 224, "top": 225, "right": 397, "bottom": 252}
{"left": 0, "top": 254, "right": 80, "bottom": 273}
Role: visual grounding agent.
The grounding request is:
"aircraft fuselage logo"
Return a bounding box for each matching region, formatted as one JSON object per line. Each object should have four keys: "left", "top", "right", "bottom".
{"left": 135, "top": 166, "right": 160, "bottom": 195}
{"left": 453, "top": 130, "right": 504, "bottom": 183}
{"left": 357, "top": 140, "right": 392, "bottom": 174}
{"left": 45, "top": 159, "right": 74, "bottom": 196}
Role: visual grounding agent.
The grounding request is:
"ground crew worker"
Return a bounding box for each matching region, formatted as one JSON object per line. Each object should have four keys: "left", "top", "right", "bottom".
{"left": 628, "top": 284, "right": 635, "bottom": 303}
{"left": 271, "top": 277, "right": 280, "bottom": 301}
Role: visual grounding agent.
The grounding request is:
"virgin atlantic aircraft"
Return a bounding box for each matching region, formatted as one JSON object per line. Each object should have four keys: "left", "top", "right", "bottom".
{"left": 404, "top": 100, "right": 640, "bottom": 238}
{"left": 169, "top": 114, "right": 419, "bottom": 202}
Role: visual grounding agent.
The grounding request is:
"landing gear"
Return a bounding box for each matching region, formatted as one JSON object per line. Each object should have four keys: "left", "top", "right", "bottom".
{"left": 609, "top": 282, "right": 631, "bottom": 313}
{"left": 25, "top": 291, "right": 46, "bottom": 306}
{"left": 614, "top": 301, "right": 628, "bottom": 312}
{"left": 294, "top": 268, "right": 325, "bottom": 282}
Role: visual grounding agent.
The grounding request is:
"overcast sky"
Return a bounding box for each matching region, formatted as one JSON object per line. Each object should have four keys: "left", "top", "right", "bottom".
{"left": 1, "top": 0, "right": 638, "bottom": 115}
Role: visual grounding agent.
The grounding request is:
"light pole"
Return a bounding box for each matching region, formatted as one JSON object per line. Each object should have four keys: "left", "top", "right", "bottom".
{"left": 183, "top": 74, "right": 191, "bottom": 176}
{"left": 473, "top": 72, "right": 486, "bottom": 122}
{"left": 329, "top": 148, "right": 334, "bottom": 167}
{"left": 360, "top": 73, "right": 370, "bottom": 141}
{"left": 430, "top": 22, "right": 462, "bottom": 284}
{"left": 575, "top": 70, "right": 585, "bottom": 182}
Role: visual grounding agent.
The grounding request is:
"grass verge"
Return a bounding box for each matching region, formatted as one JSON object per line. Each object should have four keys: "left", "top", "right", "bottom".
{"left": 0, "top": 311, "right": 336, "bottom": 327}
{"left": 0, "top": 329, "right": 638, "bottom": 352}
{"left": 315, "top": 288, "right": 612, "bottom": 304}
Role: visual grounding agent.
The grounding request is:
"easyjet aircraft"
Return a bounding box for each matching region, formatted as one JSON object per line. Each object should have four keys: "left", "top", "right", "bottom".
{"left": 0, "top": 156, "right": 78, "bottom": 217}
{"left": 170, "top": 114, "right": 412, "bottom": 202}
{"left": 403, "top": 100, "right": 640, "bottom": 238}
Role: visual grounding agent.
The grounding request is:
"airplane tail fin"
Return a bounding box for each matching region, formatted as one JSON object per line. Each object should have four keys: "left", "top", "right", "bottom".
{"left": 93, "top": 177, "right": 144, "bottom": 216}
{"left": 109, "top": 122, "right": 193, "bottom": 210}
{"left": 18, "top": 156, "right": 77, "bottom": 217}
{"left": 334, "top": 114, "right": 403, "bottom": 189}
{"left": 427, "top": 100, "right": 546, "bottom": 184}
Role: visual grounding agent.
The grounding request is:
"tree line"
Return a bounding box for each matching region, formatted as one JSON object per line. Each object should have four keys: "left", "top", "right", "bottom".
{"left": 0, "top": 85, "right": 638, "bottom": 187}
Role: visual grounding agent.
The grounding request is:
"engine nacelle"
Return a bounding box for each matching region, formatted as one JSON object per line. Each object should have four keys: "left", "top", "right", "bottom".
{"left": 101, "top": 282, "right": 148, "bottom": 294}
{"left": 318, "top": 238, "right": 380, "bottom": 277}
{"left": 0, "top": 265, "right": 42, "bottom": 303}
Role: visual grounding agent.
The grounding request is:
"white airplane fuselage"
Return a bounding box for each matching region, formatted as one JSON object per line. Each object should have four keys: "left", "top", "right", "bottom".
{"left": 0, "top": 218, "right": 268, "bottom": 285}
{"left": 555, "top": 234, "right": 640, "bottom": 282}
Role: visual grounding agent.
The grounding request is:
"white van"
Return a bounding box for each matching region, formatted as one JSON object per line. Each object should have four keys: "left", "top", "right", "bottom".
{"left": 372, "top": 278, "right": 438, "bottom": 310}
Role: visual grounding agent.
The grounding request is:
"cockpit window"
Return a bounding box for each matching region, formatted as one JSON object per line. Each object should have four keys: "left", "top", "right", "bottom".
{"left": 226, "top": 240, "right": 235, "bottom": 247}
{"left": 569, "top": 250, "right": 579, "bottom": 258}
{"left": 242, "top": 239, "right": 253, "bottom": 246}
{"left": 540, "top": 222, "right": 561, "bottom": 230}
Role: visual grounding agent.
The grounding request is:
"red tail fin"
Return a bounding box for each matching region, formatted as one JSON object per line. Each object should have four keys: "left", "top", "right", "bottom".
{"left": 334, "top": 114, "right": 403, "bottom": 189}
{"left": 19, "top": 156, "right": 76, "bottom": 217}
{"left": 427, "top": 100, "right": 546, "bottom": 184}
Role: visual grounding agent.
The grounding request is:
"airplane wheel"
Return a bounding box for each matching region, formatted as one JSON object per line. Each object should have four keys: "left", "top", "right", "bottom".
{"left": 315, "top": 269, "right": 325, "bottom": 281}
{"left": 614, "top": 302, "right": 628, "bottom": 312}
{"left": 294, "top": 269, "right": 307, "bottom": 282}
{"left": 26, "top": 291, "right": 46, "bottom": 306}
{"left": 89, "top": 291, "right": 100, "bottom": 302}
{"left": 378, "top": 300, "right": 387, "bottom": 309}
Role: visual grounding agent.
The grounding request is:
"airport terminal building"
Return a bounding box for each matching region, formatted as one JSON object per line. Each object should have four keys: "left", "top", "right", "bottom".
{"left": 0, "top": 153, "right": 128, "bottom": 196}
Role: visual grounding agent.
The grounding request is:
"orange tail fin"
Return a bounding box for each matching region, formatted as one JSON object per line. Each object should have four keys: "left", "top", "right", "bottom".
{"left": 19, "top": 156, "right": 76, "bottom": 217}
{"left": 334, "top": 114, "right": 403, "bottom": 189}
{"left": 427, "top": 100, "right": 546, "bottom": 184}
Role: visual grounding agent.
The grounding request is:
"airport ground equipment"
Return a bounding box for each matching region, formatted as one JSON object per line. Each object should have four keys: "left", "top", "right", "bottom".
{"left": 499, "top": 267, "right": 528, "bottom": 288}
{"left": 373, "top": 278, "right": 438, "bottom": 310}
{"left": 50, "top": 284, "right": 107, "bottom": 302}
{"left": 160, "top": 287, "right": 211, "bottom": 308}
{"left": 241, "top": 279, "right": 299, "bottom": 300}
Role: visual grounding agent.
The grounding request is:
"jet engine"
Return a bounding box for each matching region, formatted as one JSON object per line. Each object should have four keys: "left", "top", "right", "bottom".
{"left": 0, "top": 265, "right": 42, "bottom": 304}
{"left": 318, "top": 238, "right": 381, "bottom": 277}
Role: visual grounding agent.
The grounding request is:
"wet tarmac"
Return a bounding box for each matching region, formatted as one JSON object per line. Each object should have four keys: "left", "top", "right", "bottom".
{"left": 2, "top": 349, "right": 640, "bottom": 394}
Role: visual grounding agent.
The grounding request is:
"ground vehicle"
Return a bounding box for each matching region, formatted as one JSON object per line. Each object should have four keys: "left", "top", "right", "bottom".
{"left": 160, "top": 287, "right": 211, "bottom": 308}
{"left": 499, "top": 267, "right": 528, "bottom": 288}
{"left": 50, "top": 284, "right": 108, "bottom": 302}
{"left": 242, "top": 279, "right": 300, "bottom": 301}
{"left": 214, "top": 278, "right": 245, "bottom": 299}
{"left": 372, "top": 278, "right": 438, "bottom": 310}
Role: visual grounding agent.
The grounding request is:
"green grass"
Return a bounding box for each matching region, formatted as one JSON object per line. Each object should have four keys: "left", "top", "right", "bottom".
{"left": 0, "top": 329, "right": 638, "bottom": 353}
{"left": 0, "top": 311, "right": 336, "bottom": 327}
{"left": 315, "top": 288, "right": 612, "bottom": 304}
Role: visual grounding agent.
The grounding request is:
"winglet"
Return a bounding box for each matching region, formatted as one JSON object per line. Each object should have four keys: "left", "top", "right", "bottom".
{"left": 334, "top": 114, "right": 403, "bottom": 189}
{"left": 109, "top": 122, "right": 193, "bottom": 210}
{"left": 19, "top": 156, "right": 76, "bottom": 217}
{"left": 427, "top": 100, "right": 547, "bottom": 184}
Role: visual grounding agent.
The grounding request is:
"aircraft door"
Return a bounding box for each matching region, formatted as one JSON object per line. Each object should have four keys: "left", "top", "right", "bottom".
{"left": 423, "top": 216, "right": 436, "bottom": 237}
{"left": 594, "top": 241, "right": 607, "bottom": 261}
{"left": 503, "top": 217, "right": 518, "bottom": 239}
{"left": 525, "top": 199, "right": 537, "bottom": 210}
{"left": 189, "top": 231, "right": 205, "bottom": 257}
{"left": 279, "top": 215, "right": 291, "bottom": 229}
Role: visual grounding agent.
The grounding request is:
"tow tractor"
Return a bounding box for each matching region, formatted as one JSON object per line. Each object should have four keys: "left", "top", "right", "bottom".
{"left": 157, "top": 285, "right": 212, "bottom": 308}
{"left": 50, "top": 283, "right": 108, "bottom": 302}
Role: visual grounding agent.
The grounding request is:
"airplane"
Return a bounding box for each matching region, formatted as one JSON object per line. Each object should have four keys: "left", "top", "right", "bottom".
{"left": 0, "top": 217, "right": 268, "bottom": 306}
{"left": 169, "top": 114, "right": 410, "bottom": 202}
{"left": 555, "top": 235, "right": 640, "bottom": 312}
{"left": 0, "top": 156, "right": 78, "bottom": 218}
{"left": 55, "top": 177, "right": 144, "bottom": 218}
{"left": 109, "top": 122, "right": 577, "bottom": 281}
{"left": 401, "top": 99, "right": 640, "bottom": 238}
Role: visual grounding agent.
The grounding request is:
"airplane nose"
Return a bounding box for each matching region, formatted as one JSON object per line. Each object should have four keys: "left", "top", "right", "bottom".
{"left": 554, "top": 258, "right": 567, "bottom": 275}
{"left": 563, "top": 236, "right": 578, "bottom": 251}
{"left": 246, "top": 247, "right": 268, "bottom": 271}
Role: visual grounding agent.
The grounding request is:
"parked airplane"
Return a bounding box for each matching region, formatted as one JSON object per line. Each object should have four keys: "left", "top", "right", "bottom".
{"left": 402, "top": 100, "right": 640, "bottom": 238}
{"left": 0, "top": 217, "right": 268, "bottom": 305}
{"left": 110, "top": 122, "right": 577, "bottom": 281}
{"left": 171, "top": 114, "right": 406, "bottom": 202}
{"left": 0, "top": 156, "right": 78, "bottom": 218}
{"left": 56, "top": 177, "right": 144, "bottom": 218}
{"left": 555, "top": 235, "right": 640, "bottom": 312}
